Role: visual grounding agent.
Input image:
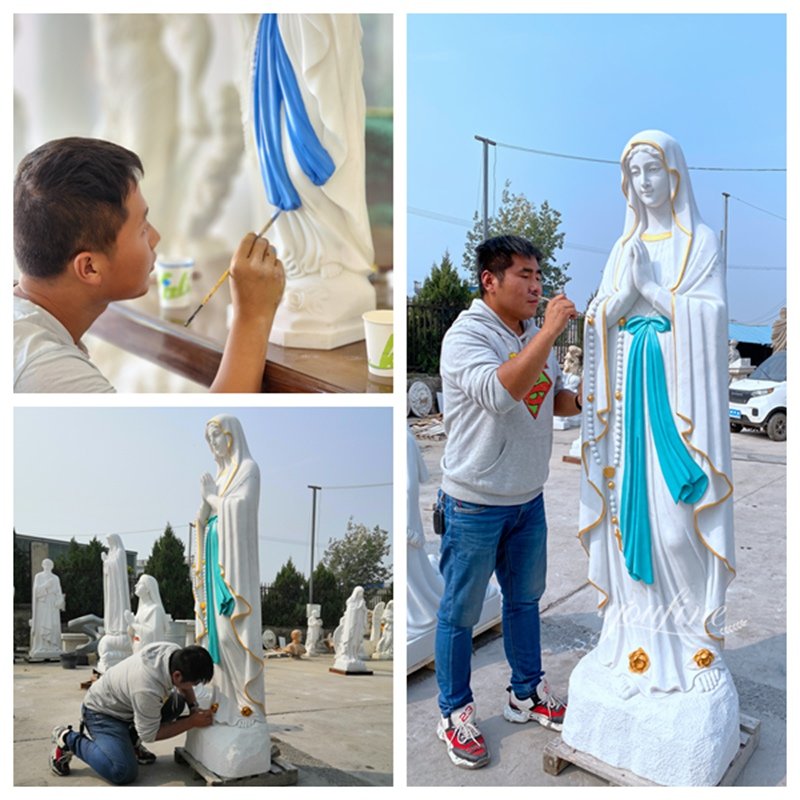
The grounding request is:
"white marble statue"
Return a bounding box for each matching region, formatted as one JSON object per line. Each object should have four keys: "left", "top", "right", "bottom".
{"left": 562, "top": 131, "right": 739, "bottom": 786}
{"left": 554, "top": 345, "right": 583, "bottom": 430}
{"left": 29, "top": 559, "right": 65, "bottom": 660}
{"left": 245, "top": 14, "right": 376, "bottom": 349}
{"left": 97, "top": 534, "right": 133, "bottom": 672}
{"left": 125, "top": 574, "right": 169, "bottom": 652}
{"left": 332, "top": 586, "right": 370, "bottom": 673}
{"left": 373, "top": 600, "right": 394, "bottom": 660}
{"left": 187, "top": 414, "right": 271, "bottom": 778}
{"left": 362, "top": 600, "right": 385, "bottom": 658}
{"left": 406, "top": 428, "right": 502, "bottom": 671}
{"left": 305, "top": 606, "right": 324, "bottom": 655}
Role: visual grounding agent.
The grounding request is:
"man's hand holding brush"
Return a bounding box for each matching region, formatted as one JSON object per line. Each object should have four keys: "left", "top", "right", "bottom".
{"left": 209, "top": 231, "right": 285, "bottom": 393}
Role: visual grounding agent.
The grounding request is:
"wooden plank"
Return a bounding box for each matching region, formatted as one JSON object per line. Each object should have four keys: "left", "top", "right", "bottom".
{"left": 174, "top": 746, "right": 298, "bottom": 786}
{"left": 544, "top": 715, "right": 760, "bottom": 787}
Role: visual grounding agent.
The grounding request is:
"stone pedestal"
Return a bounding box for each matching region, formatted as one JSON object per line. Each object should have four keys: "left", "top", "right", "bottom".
{"left": 184, "top": 722, "right": 271, "bottom": 780}
{"left": 96, "top": 632, "right": 133, "bottom": 673}
{"left": 562, "top": 650, "right": 740, "bottom": 786}
{"left": 268, "top": 271, "right": 375, "bottom": 350}
{"left": 331, "top": 654, "right": 372, "bottom": 674}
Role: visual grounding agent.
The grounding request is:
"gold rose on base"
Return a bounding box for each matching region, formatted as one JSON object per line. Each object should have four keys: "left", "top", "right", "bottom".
{"left": 693, "top": 648, "right": 715, "bottom": 669}
{"left": 629, "top": 647, "right": 650, "bottom": 674}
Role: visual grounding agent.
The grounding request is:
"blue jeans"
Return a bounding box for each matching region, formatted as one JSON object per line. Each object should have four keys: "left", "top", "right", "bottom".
{"left": 64, "top": 692, "right": 185, "bottom": 785}
{"left": 65, "top": 707, "right": 139, "bottom": 785}
{"left": 435, "top": 491, "right": 548, "bottom": 717}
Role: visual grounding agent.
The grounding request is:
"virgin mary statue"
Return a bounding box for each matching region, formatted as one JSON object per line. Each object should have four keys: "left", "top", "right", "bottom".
{"left": 561, "top": 131, "right": 739, "bottom": 785}
{"left": 187, "top": 414, "right": 270, "bottom": 778}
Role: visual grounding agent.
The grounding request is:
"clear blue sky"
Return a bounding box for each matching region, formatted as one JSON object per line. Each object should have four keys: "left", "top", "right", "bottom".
{"left": 408, "top": 13, "right": 786, "bottom": 326}
{"left": 15, "top": 407, "right": 393, "bottom": 586}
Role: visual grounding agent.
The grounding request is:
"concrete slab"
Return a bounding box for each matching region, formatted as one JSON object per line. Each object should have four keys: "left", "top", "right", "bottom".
{"left": 407, "top": 426, "right": 786, "bottom": 786}
{"left": 15, "top": 653, "right": 392, "bottom": 787}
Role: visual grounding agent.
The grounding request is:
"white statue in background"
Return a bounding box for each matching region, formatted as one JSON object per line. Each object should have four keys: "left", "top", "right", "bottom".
{"left": 125, "top": 574, "right": 170, "bottom": 651}
{"left": 332, "top": 586, "right": 369, "bottom": 673}
{"left": 29, "top": 559, "right": 65, "bottom": 660}
{"left": 373, "top": 600, "right": 394, "bottom": 660}
{"left": 363, "top": 600, "right": 385, "bottom": 658}
{"left": 245, "top": 14, "right": 376, "bottom": 349}
{"left": 187, "top": 414, "right": 271, "bottom": 778}
{"left": 305, "top": 606, "right": 324, "bottom": 655}
{"left": 97, "top": 534, "right": 133, "bottom": 673}
{"left": 562, "top": 131, "right": 739, "bottom": 786}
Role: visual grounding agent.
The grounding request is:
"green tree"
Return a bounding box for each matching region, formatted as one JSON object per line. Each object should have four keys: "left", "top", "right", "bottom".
{"left": 143, "top": 523, "right": 194, "bottom": 619}
{"left": 408, "top": 250, "right": 474, "bottom": 374}
{"left": 413, "top": 250, "right": 474, "bottom": 305}
{"left": 54, "top": 537, "right": 107, "bottom": 620}
{"left": 463, "top": 181, "right": 571, "bottom": 297}
{"left": 310, "top": 562, "right": 345, "bottom": 628}
{"left": 261, "top": 558, "right": 308, "bottom": 628}
{"left": 323, "top": 518, "right": 392, "bottom": 599}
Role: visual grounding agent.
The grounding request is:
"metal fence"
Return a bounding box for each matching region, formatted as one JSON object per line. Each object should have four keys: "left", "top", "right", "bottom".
{"left": 407, "top": 300, "right": 584, "bottom": 375}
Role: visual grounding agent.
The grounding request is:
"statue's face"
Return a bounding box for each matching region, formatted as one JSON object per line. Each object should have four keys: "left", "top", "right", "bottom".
{"left": 206, "top": 424, "right": 230, "bottom": 460}
{"left": 627, "top": 148, "right": 670, "bottom": 211}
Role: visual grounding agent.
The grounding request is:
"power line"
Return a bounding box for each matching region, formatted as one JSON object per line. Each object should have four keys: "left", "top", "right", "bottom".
{"left": 730, "top": 195, "right": 786, "bottom": 221}
{"left": 319, "top": 482, "right": 393, "bottom": 490}
{"left": 494, "top": 140, "right": 786, "bottom": 173}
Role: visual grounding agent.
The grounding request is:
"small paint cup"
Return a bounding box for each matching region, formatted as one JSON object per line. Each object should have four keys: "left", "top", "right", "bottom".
{"left": 155, "top": 256, "right": 194, "bottom": 309}
{"left": 363, "top": 309, "right": 393, "bottom": 381}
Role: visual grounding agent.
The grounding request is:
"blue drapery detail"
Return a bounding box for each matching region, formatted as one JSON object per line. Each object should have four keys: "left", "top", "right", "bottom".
{"left": 620, "top": 315, "right": 708, "bottom": 584}
{"left": 203, "top": 515, "right": 234, "bottom": 664}
{"left": 252, "top": 14, "right": 336, "bottom": 211}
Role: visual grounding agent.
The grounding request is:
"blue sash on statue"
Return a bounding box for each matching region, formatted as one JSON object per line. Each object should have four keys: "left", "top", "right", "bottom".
{"left": 620, "top": 316, "right": 708, "bottom": 584}
{"left": 252, "top": 14, "right": 336, "bottom": 211}
{"left": 203, "top": 515, "right": 234, "bottom": 664}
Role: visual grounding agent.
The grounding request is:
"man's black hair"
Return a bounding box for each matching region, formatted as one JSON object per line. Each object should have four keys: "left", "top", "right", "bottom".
{"left": 169, "top": 646, "right": 214, "bottom": 684}
{"left": 475, "top": 235, "right": 544, "bottom": 297}
{"left": 14, "top": 137, "right": 144, "bottom": 279}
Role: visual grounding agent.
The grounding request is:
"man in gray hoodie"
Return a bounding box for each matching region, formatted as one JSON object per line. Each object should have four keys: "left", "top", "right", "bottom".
{"left": 435, "top": 235, "right": 581, "bottom": 769}
{"left": 50, "top": 643, "right": 214, "bottom": 784}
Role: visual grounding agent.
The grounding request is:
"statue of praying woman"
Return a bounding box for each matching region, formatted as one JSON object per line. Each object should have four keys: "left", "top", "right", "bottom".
{"left": 562, "top": 131, "right": 739, "bottom": 786}
{"left": 193, "top": 414, "right": 265, "bottom": 727}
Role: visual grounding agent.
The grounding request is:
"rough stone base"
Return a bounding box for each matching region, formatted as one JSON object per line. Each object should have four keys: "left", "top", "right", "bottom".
{"left": 184, "top": 721, "right": 271, "bottom": 780}
{"left": 562, "top": 650, "right": 740, "bottom": 786}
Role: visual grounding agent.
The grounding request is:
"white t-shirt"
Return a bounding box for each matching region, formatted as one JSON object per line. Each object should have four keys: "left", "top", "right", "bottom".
{"left": 14, "top": 295, "right": 115, "bottom": 393}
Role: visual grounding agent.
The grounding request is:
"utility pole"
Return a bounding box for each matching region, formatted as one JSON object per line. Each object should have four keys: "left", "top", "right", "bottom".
{"left": 307, "top": 485, "right": 321, "bottom": 605}
{"left": 722, "top": 192, "right": 731, "bottom": 270}
{"left": 474, "top": 135, "right": 496, "bottom": 240}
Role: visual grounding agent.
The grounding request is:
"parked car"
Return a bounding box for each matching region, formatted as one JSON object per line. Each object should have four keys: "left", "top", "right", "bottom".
{"left": 729, "top": 351, "right": 786, "bottom": 441}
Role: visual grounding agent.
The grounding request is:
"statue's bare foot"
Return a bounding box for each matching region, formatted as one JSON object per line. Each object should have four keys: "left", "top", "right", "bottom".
{"left": 695, "top": 668, "right": 722, "bottom": 693}
{"left": 616, "top": 674, "right": 638, "bottom": 700}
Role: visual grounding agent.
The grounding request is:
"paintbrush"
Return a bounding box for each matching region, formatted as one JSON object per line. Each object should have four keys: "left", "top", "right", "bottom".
{"left": 183, "top": 209, "right": 281, "bottom": 328}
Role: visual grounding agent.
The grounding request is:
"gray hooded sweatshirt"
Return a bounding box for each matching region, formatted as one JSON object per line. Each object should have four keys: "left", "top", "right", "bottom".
{"left": 440, "top": 299, "right": 563, "bottom": 506}
{"left": 84, "top": 642, "right": 179, "bottom": 742}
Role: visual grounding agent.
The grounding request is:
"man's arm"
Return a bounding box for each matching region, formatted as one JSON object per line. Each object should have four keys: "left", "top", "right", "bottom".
{"left": 209, "top": 233, "right": 285, "bottom": 393}
{"left": 154, "top": 708, "right": 213, "bottom": 741}
{"left": 496, "top": 295, "right": 577, "bottom": 401}
{"left": 553, "top": 388, "right": 582, "bottom": 417}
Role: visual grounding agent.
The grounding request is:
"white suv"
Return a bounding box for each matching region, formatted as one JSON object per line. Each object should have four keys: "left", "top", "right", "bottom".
{"left": 729, "top": 351, "right": 786, "bottom": 441}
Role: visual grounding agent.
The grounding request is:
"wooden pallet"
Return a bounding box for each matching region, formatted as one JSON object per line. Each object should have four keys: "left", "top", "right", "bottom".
{"left": 543, "top": 714, "right": 760, "bottom": 786}
{"left": 174, "top": 744, "right": 298, "bottom": 786}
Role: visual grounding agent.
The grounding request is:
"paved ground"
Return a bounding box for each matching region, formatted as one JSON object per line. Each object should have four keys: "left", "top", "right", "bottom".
{"left": 14, "top": 652, "right": 392, "bottom": 786}
{"left": 407, "top": 424, "right": 786, "bottom": 786}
